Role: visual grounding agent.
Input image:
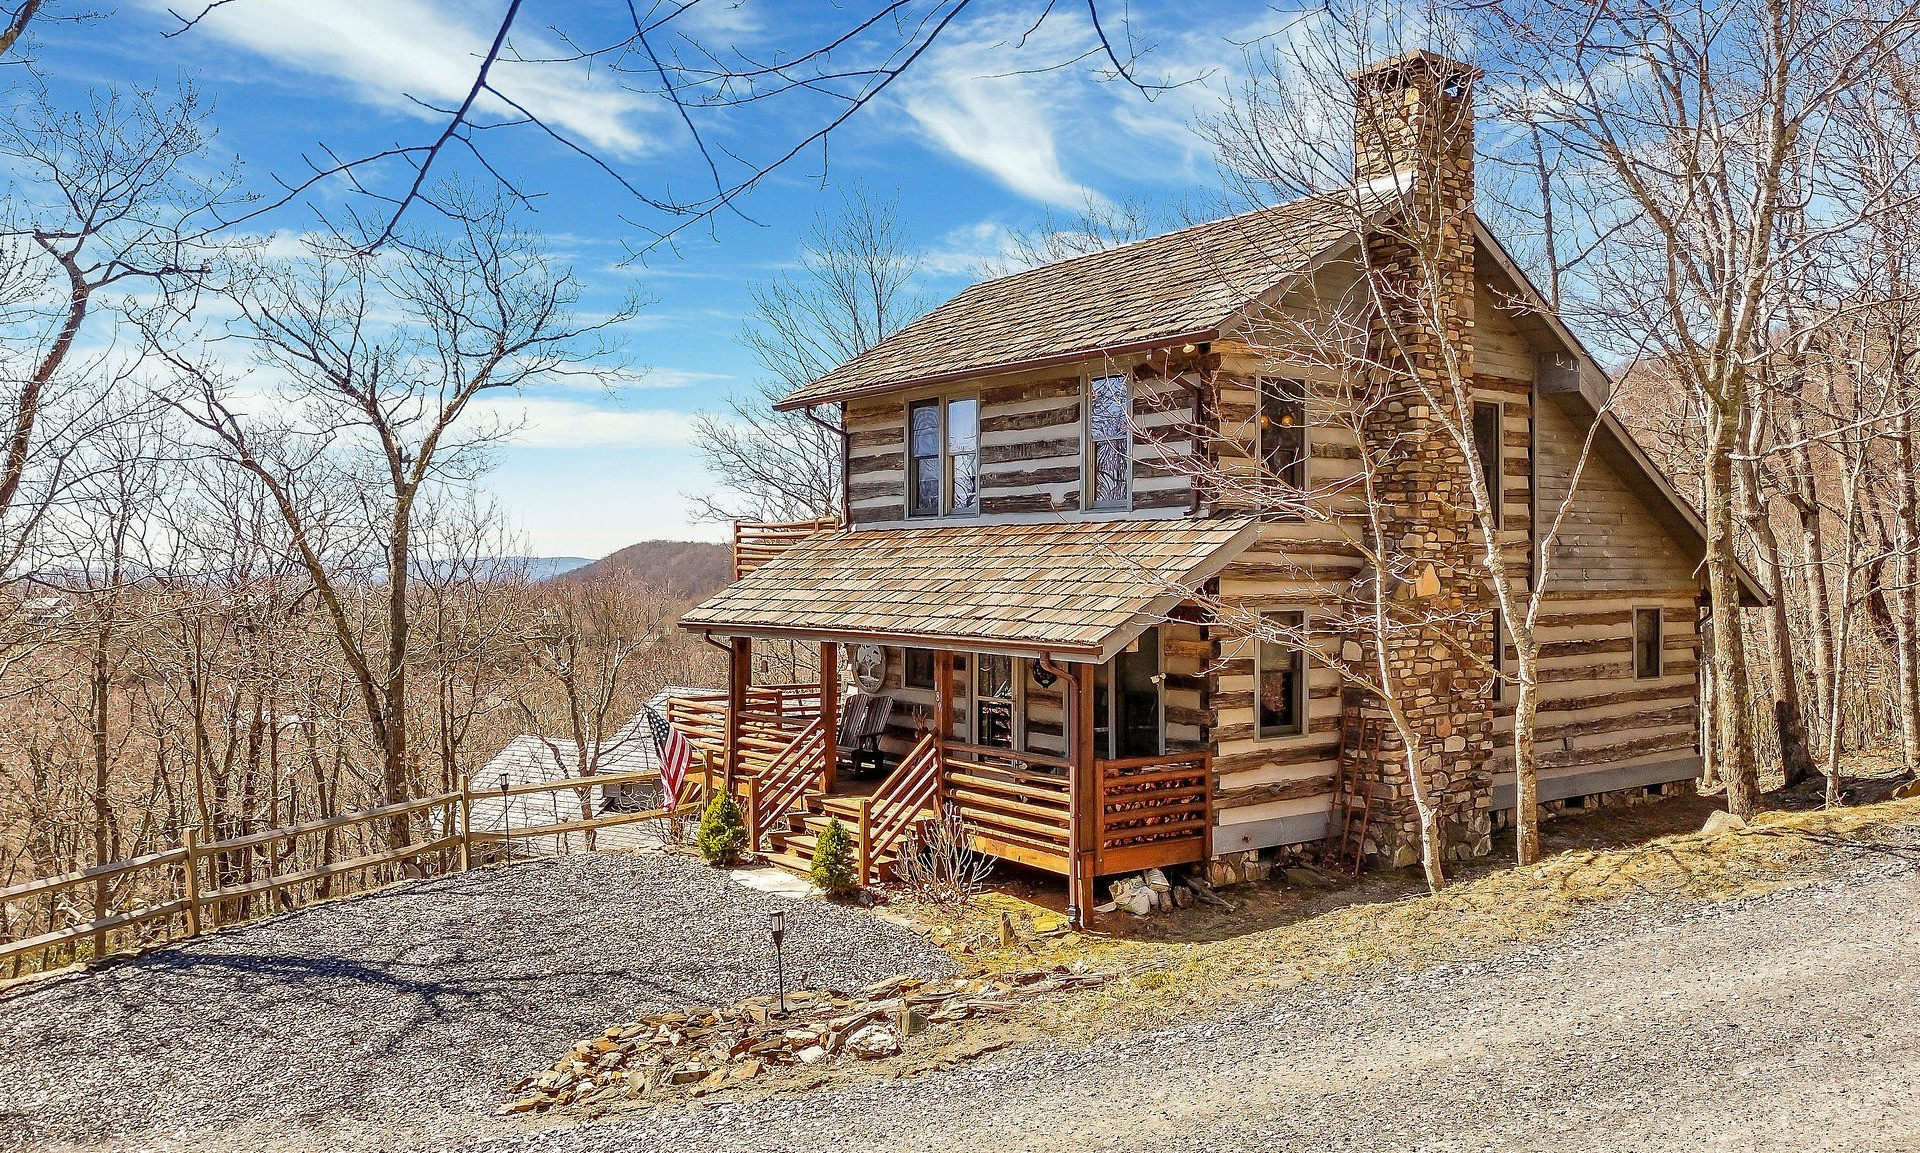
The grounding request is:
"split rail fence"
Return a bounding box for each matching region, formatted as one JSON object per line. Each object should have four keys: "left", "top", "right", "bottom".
{"left": 0, "top": 767, "right": 709, "bottom": 981}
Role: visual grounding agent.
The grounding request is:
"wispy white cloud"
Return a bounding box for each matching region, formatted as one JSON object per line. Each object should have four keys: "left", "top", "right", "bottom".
{"left": 144, "top": 0, "right": 650, "bottom": 156}
{"left": 477, "top": 396, "right": 698, "bottom": 449}
{"left": 900, "top": 19, "right": 1101, "bottom": 208}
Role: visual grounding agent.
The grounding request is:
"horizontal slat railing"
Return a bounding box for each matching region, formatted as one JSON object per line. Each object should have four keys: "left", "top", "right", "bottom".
{"left": 938, "top": 743, "right": 1072, "bottom": 871}
{"left": 733, "top": 518, "right": 838, "bottom": 579}
{"left": 1094, "top": 752, "right": 1213, "bottom": 875}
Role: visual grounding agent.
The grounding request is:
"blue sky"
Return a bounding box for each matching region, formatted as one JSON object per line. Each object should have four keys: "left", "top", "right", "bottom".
{"left": 29, "top": 1, "right": 1294, "bottom": 557}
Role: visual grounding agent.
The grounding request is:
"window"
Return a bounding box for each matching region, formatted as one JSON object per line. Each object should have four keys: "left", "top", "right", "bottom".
{"left": 903, "top": 648, "right": 935, "bottom": 690}
{"left": 1634, "top": 608, "right": 1663, "bottom": 679}
{"left": 1472, "top": 401, "right": 1503, "bottom": 528}
{"left": 975, "top": 653, "right": 1016, "bottom": 748}
{"left": 1259, "top": 378, "right": 1308, "bottom": 500}
{"left": 946, "top": 397, "right": 979, "bottom": 514}
{"left": 908, "top": 399, "right": 940, "bottom": 517}
{"left": 1094, "top": 627, "right": 1162, "bottom": 758}
{"left": 1257, "top": 612, "right": 1308, "bottom": 739}
{"left": 1088, "top": 374, "right": 1131, "bottom": 509}
{"left": 907, "top": 397, "right": 979, "bottom": 517}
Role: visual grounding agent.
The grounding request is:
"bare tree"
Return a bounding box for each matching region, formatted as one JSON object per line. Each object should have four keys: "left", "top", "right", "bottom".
{"left": 156, "top": 193, "right": 633, "bottom": 846}
{"left": 691, "top": 185, "right": 925, "bottom": 522}
{"left": 1482, "top": 0, "right": 1920, "bottom": 819}
{"left": 0, "top": 81, "right": 232, "bottom": 571}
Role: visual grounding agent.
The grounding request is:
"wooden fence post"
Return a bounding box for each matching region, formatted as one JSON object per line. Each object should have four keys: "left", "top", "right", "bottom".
{"left": 181, "top": 826, "right": 203, "bottom": 939}
{"left": 91, "top": 872, "right": 107, "bottom": 962}
{"left": 856, "top": 797, "right": 873, "bottom": 888}
{"left": 745, "top": 776, "right": 762, "bottom": 852}
{"left": 458, "top": 789, "right": 472, "bottom": 873}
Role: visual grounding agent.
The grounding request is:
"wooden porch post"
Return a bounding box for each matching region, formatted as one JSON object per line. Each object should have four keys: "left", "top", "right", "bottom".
{"left": 933, "top": 651, "right": 954, "bottom": 810}
{"left": 819, "top": 641, "right": 839, "bottom": 793}
{"left": 1071, "top": 657, "right": 1098, "bottom": 927}
{"left": 724, "top": 637, "right": 751, "bottom": 791}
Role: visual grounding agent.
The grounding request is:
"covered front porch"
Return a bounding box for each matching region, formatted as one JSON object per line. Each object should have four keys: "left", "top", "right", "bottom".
{"left": 665, "top": 644, "right": 1213, "bottom": 921}
{"left": 674, "top": 516, "right": 1261, "bottom": 921}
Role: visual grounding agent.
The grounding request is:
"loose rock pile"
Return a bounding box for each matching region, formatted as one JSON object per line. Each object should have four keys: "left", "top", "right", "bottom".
{"left": 503, "top": 968, "right": 1102, "bottom": 1115}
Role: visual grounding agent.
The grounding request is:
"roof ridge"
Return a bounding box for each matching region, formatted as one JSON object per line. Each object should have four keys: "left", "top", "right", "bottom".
{"left": 950, "top": 192, "right": 1330, "bottom": 296}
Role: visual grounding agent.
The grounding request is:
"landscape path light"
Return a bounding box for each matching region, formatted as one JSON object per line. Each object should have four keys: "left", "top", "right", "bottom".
{"left": 498, "top": 772, "right": 512, "bottom": 864}
{"left": 769, "top": 908, "right": 789, "bottom": 1019}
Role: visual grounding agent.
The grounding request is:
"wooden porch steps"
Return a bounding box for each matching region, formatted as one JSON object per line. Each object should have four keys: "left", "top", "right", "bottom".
{"left": 764, "top": 798, "right": 937, "bottom": 879}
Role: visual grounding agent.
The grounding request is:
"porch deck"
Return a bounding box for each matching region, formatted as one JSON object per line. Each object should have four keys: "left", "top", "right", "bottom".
{"left": 665, "top": 686, "right": 1212, "bottom": 913}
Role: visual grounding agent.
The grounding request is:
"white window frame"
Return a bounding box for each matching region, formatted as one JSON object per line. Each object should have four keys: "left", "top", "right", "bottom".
{"left": 1086, "top": 372, "right": 1133, "bottom": 511}
{"left": 1255, "top": 611, "right": 1310, "bottom": 741}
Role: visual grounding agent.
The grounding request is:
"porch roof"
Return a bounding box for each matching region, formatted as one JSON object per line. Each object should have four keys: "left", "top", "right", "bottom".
{"left": 679, "top": 517, "right": 1261, "bottom": 663}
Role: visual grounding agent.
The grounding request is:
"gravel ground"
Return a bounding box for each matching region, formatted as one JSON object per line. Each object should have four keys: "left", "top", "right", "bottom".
{"left": 0, "top": 852, "right": 951, "bottom": 1153}
{"left": 488, "top": 839, "right": 1920, "bottom": 1153}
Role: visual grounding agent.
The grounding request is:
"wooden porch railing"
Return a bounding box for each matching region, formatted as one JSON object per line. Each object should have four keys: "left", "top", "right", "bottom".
{"left": 742, "top": 717, "right": 828, "bottom": 851}
{"left": 1093, "top": 753, "right": 1213, "bottom": 875}
{"left": 732, "top": 518, "right": 838, "bottom": 580}
{"left": 938, "top": 742, "right": 1074, "bottom": 873}
{"left": 855, "top": 732, "right": 940, "bottom": 885}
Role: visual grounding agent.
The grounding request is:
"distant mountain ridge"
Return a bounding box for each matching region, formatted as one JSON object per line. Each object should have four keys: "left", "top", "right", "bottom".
{"left": 564, "top": 539, "right": 732, "bottom": 599}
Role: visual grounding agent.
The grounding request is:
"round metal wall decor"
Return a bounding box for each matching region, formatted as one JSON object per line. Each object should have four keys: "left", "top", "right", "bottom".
{"left": 852, "top": 644, "right": 887, "bottom": 692}
{"left": 1030, "top": 662, "right": 1058, "bottom": 690}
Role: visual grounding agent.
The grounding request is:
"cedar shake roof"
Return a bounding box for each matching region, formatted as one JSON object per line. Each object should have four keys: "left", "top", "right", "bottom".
{"left": 679, "top": 517, "right": 1261, "bottom": 661}
{"left": 774, "top": 195, "right": 1368, "bottom": 410}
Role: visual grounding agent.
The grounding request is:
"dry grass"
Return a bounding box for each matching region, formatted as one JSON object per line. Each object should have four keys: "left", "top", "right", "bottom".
{"left": 893, "top": 791, "right": 1920, "bottom": 1042}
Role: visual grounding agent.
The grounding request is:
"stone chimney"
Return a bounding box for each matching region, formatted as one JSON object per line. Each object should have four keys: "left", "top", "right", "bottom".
{"left": 1341, "top": 50, "right": 1495, "bottom": 869}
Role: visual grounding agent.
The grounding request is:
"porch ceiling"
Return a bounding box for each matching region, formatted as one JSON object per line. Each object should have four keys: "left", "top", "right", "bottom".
{"left": 679, "top": 517, "right": 1260, "bottom": 663}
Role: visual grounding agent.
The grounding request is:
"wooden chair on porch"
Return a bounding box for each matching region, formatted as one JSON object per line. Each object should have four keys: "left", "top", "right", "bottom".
{"left": 836, "top": 693, "right": 895, "bottom": 778}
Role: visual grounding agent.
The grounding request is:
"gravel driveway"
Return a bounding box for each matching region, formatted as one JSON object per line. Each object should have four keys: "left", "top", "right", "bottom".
{"left": 487, "top": 844, "right": 1920, "bottom": 1153}
{"left": 0, "top": 852, "right": 951, "bottom": 1153}
{"left": 10, "top": 836, "right": 1920, "bottom": 1153}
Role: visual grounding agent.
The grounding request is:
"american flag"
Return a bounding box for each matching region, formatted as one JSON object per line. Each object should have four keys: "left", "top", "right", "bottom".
{"left": 645, "top": 706, "right": 692, "bottom": 808}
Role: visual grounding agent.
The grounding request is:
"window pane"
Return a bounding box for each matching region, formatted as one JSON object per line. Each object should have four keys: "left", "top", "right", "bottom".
{"left": 946, "top": 397, "right": 978, "bottom": 453}
{"left": 950, "top": 450, "right": 978, "bottom": 512}
{"left": 1635, "top": 609, "right": 1661, "bottom": 678}
{"left": 1116, "top": 629, "right": 1160, "bottom": 757}
{"left": 1090, "top": 375, "right": 1130, "bottom": 441}
{"left": 910, "top": 401, "right": 940, "bottom": 458}
{"left": 912, "top": 457, "right": 940, "bottom": 516}
{"left": 1093, "top": 440, "right": 1128, "bottom": 505}
{"left": 1473, "top": 401, "right": 1502, "bottom": 526}
{"left": 976, "top": 653, "right": 1014, "bottom": 749}
{"left": 1260, "top": 380, "right": 1308, "bottom": 490}
{"left": 1257, "top": 613, "right": 1306, "bottom": 738}
{"left": 904, "top": 648, "right": 934, "bottom": 689}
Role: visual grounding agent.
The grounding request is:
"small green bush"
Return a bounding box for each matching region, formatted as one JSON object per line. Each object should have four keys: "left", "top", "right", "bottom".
{"left": 809, "top": 817, "right": 859, "bottom": 895}
{"left": 697, "top": 791, "right": 747, "bottom": 867}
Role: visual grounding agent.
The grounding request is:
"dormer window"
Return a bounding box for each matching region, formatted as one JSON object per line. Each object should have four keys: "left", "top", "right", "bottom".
{"left": 1088, "top": 373, "right": 1131, "bottom": 509}
{"left": 908, "top": 396, "right": 979, "bottom": 517}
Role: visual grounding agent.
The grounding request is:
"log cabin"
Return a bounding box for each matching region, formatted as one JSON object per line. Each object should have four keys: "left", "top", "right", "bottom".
{"left": 674, "top": 51, "right": 1763, "bottom": 921}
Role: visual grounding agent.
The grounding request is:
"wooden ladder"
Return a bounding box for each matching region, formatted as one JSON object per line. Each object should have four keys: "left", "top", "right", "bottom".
{"left": 1327, "top": 709, "right": 1385, "bottom": 875}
